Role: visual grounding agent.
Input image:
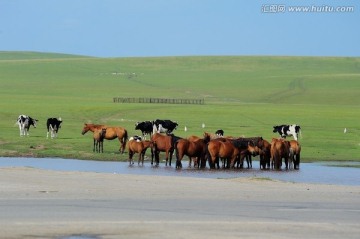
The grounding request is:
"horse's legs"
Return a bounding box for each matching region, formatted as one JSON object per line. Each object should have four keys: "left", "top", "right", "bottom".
{"left": 295, "top": 153, "right": 300, "bottom": 169}
{"left": 140, "top": 150, "right": 146, "bottom": 166}
{"left": 169, "top": 149, "right": 174, "bottom": 167}
{"left": 284, "top": 156, "right": 289, "bottom": 169}
{"left": 216, "top": 156, "right": 220, "bottom": 169}
{"left": 138, "top": 152, "right": 142, "bottom": 166}
{"left": 93, "top": 139, "right": 96, "bottom": 152}
{"left": 129, "top": 150, "right": 134, "bottom": 165}
{"left": 165, "top": 151, "right": 169, "bottom": 166}
{"left": 155, "top": 151, "right": 160, "bottom": 166}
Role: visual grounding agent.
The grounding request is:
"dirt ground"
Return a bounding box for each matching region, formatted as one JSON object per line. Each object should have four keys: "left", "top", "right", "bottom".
{"left": 0, "top": 167, "right": 359, "bottom": 239}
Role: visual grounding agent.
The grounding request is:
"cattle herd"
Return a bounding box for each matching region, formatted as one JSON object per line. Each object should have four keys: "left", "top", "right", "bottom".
{"left": 16, "top": 115, "right": 63, "bottom": 139}
{"left": 16, "top": 115, "right": 302, "bottom": 170}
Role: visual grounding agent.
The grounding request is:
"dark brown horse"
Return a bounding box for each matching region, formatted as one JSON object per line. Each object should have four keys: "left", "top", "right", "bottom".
{"left": 151, "top": 133, "right": 182, "bottom": 166}
{"left": 235, "top": 137, "right": 264, "bottom": 168}
{"left": 247, "top": 139, "right": 271, "bottom": 169}
{"left": 128, "top": 139, "right": 153, "bottom": 166}
{"left": 82, "top": 123, "right": 128, "bottom": 154}
{"left": 175, "top": 134, "right": 210, "bottom": 169}
{"left": 270, "top": 138, "right": 290, "bottom": 169}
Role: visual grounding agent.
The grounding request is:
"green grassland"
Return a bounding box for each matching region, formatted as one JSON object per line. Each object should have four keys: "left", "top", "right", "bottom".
{"left": 0, "top": 51, "right": 359, "bottom": 163}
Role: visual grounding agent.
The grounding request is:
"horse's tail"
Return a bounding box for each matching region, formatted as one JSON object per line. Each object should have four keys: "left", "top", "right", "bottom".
{"left": 205, "top": 143, "right": 211, "bottom": 168}
{"left": 174, "top": 141, "right": 179, "bottom": 160}
{"left": 123, "top": 129, "right": 128, "bottom": 143}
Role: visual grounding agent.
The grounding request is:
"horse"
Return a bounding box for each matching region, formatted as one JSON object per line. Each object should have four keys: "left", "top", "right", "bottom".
{"left": 227, "top": 138, "right": 260, "bottom": 168}
{"left": 128, "top": 139, "right": 153, "bottom": 166}
{"left": 93, "top": 128, "right": 106, "bottom": 153}
{"left": 81, "top": 123, "right": 128, "bottom": 154}
{"left": 151, "top": 133, "right": 182, "bottom": 166}
{"left": 207, "top": 138, "right": 240, "bottom": 169}
{"left": 247, "top": 139, "right": 271, "bottom": 169}
{"left": 288, "top": 140, "right": 301, "bottom": 169}
{"left": 235, "top": 137, "right": 264, "bottom": 168}
{"left": 270, "top": 138, "right": 290, "bottom": 170}
{"left": 175, "top": 133, "right": 210, "bottom": 169}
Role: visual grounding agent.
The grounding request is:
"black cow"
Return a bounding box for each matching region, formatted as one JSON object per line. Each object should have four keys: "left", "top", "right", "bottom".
{"left": 153, "top": 119, "right": 178, "bottom": 134}
{"left": 135, "top": 121, "right": 153, "bottom": 139}
{"left": 273, "top": 124, "right": 301, "bottom": 141}
{"left": 16, "top": 114, "right": 38, "bottom": 136}
{"left": 47, "top": 117, "right": 63, "bottom": 139}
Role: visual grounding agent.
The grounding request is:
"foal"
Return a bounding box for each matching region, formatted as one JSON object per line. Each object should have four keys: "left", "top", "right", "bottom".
{"left": 128, "top": 139, "right": 153, "bottom": 166}
{"left": 93, "top": 128, "right": 106, "bottom": 153}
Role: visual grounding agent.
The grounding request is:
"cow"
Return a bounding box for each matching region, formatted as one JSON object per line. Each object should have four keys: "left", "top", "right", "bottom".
{"left": 129, "top": 135, "right": 143, "bottom": 142}
{"left": 152, "top": 119, "right": 178, "bottom": 134}
{"left": 215, "top": 129, "right": 224, "bottom": 137}
{"left": 273, "top": 124, "right": 301, "bottom": 141}
{"left": 16, "top": 115, "right": 38, "bottom": 136}
{"left": 135, "top": 121, "right": 153, "bottom": 139}
{"left": 46, "top": 118, "right": 63, "bottom": 139}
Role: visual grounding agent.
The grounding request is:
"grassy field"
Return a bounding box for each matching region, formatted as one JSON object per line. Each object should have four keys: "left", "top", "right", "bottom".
{"left": 0, "top": 51, "right": 359, "bottom": 164}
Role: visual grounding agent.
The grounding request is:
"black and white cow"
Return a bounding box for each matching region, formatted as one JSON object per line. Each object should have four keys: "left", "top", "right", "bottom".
{"left": 152, "top": 119, "right": 178, "bottom": 134}
{"left": 16, "top": 115, "right": 38, "bottom": 136}
{"left": 215, "top": 129, "right": 224, "bottom": 137}
{"left": 46, "top": 117, "right": 63, "bottom": 139}
{"left": 273, "top": 124, "right": 301, "bottom": 141}
{"left": 135, "top": 121, "right": 154, "bottom": 139}
{"left": 129, "top": 135, "right": 143, "bottom": 142}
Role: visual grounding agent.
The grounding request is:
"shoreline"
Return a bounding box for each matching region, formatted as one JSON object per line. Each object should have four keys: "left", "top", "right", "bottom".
{"left": 1, "top": 156, "right": 360, "bottom": 186}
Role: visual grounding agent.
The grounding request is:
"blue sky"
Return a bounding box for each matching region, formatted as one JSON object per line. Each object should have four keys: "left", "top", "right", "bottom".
{"left": 0, "top": 0, "right": 359, "bottom": 57}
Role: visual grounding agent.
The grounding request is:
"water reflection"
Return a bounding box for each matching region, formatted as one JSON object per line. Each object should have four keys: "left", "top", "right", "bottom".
{"left": 0, "top": 157, "right": 359, "bottom": 186}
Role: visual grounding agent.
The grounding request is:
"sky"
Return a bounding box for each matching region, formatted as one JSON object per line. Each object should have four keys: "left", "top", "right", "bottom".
{"left": 0, "top": 0, "right": 359, "bottom": 58}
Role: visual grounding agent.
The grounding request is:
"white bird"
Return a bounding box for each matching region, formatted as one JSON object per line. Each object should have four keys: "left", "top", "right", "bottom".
{"left": 201, "top": 123, "right": 205, "bottom": 128}
{"left": 344, "top": 128, "right": 347, "bottom": 133}
{"left": 184, "top": 126, "right": 187, "bottom": 132}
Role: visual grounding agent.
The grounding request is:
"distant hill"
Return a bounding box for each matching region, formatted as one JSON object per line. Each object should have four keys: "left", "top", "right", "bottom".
{"left": 0, "top": 51, "right": 359, "bottom": 106}
{"left": 0, "top": 51, "right": 92, "bottom": 60}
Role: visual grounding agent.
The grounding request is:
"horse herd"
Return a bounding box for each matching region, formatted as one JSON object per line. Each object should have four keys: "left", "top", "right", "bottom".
{"left": 15, "top": 115, "right": 301, "bottom": 170}
{"left": 80, "top": 122, "right": 302, "bottom": 170}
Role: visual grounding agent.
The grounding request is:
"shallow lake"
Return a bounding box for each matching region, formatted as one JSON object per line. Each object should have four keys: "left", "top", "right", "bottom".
{"left": 0, "top": 157, "right": 359, "bottom": 186}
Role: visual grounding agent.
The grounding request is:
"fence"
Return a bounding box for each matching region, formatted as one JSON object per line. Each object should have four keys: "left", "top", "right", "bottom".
{"left": 113, "top": 97, "right": 204, "bottom": 105}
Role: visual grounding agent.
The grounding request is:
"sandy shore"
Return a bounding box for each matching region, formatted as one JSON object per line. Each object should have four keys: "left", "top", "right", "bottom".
{"left": 0, "top": 167, "right": 359, "bottom": 239}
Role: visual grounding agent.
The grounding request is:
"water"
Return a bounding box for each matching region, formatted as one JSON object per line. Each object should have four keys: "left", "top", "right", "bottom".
{"left": 0, "top": 157, "right": 359, "bottom": 186}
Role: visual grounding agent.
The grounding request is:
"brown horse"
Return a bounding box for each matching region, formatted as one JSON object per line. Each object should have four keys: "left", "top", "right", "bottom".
{"left": 151, "top": 133, "right": 181, "bottom": 166}
{"left": 207, "top": 138, "right": 240, "bottom": 169}
{"left": 93, "top": 128, "right": 106, "bottom": 153}
{"left": 128, "top": 139, "right": 153, "bottom": 166}
{"left": 82, "top": 123, "right": 128, "bottom": 154}
{"left": 270, "top": 138, "right": 290, "bottom": 170}
{"left": 175, "top": 134, "right": 210, "bottom": 169}
{"left": 249, "top": 139, "right": 271, "bottom": 169}
{"left": 288, "top": 140, "right": 301, "bottom": 169}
